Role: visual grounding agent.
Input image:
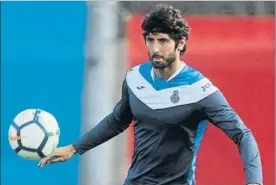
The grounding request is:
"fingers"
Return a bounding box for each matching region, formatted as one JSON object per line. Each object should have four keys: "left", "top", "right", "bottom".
{"left": 38, "top": 154, "right": 57, "bottom": 167}
{"left": 38, "top": 146, "right": 74, "bottom": 168}
{"left": 38, "top": 157, "right": 49, "bottom": 167}
{"left": 47, "top": 156, "right": 64, "bottom": 164}
{"left": 38, "top": 154, "right": 68, "bottom": 167}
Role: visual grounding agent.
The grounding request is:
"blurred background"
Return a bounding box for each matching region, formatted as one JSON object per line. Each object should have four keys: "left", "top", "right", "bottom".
{"left": 1, "top": 1, "right": 274, "bottom": 185}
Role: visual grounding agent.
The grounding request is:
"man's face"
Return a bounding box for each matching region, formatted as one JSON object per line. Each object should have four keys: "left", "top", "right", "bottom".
{"left": 145, "top": 33, "right": 177, "bottom": 69}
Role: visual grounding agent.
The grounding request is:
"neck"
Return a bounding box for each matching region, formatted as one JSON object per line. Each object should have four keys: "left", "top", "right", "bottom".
{"left": 154, "top": 59, "right": 181, "bottom": 80}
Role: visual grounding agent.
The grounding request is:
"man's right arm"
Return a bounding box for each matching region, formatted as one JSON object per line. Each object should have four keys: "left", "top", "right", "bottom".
{"left": 72, "top": 79, "right": 133, "bottom": 155}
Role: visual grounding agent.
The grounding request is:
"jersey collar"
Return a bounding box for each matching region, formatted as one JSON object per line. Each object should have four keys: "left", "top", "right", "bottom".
{"left": 151, "top": 61, "right": 186, "bottom": 82}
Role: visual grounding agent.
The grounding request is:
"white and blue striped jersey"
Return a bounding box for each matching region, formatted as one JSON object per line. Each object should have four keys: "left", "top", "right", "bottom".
{"left": 73, "top": 61, "right": 262, "bottom": 185}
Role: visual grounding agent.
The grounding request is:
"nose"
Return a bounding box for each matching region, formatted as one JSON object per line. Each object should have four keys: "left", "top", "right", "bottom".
{"left": 151, "top": 42, "right": 160, "bottom": 53}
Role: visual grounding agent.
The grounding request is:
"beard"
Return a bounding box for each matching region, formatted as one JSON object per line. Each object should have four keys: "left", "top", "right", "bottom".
{"left": 149, "top": 53, "right": 176, "bottom": 69}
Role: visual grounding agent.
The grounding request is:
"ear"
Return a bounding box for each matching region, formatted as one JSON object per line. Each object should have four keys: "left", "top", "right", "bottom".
{"left": 177, "top": 37, "right": 186, "bottom": 51}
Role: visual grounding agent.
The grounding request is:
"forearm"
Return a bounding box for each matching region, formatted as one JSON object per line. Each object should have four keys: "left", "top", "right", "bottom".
{"left": 72, "top": 79, "right": 133, "bottom": 155}
{"left": 73, "top": 112, "right": 131, "bottom": 155}
{"left": 198, "top": 91, "right": 263, "bottom": 185}
{"left": 215, "top": 109, "right": 263, "bottom": 184}
{"left": 212, "top": 112, "right": 263, "bottom": 184}
{"left": 237, "top": 129, "right": 263, "bottom": 185}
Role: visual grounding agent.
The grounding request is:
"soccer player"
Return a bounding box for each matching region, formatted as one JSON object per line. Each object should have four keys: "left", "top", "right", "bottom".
{"left": 38, "top": 4, "right": 263, "bottom": 185}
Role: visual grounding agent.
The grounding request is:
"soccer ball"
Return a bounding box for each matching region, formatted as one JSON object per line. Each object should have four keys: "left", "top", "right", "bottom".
{"left": 8, "top": 109, "right": 60, "bottom": 160}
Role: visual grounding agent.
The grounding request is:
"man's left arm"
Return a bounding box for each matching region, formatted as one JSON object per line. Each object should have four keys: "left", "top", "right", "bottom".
{"left": 197, "top": 90, "right": 263, "bottom": 185}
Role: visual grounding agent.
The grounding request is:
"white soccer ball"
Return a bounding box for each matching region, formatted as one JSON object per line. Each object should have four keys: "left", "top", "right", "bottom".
{"left": 8, "top": 109, "right": 60, "bottom": 160}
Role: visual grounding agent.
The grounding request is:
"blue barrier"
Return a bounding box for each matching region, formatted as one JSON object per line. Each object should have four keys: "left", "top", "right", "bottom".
{"left": 1, "top": 2, "right": 87, "bottom": 185}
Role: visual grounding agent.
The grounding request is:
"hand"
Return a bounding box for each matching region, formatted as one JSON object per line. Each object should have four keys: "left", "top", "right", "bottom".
{"left": 38, "top": 145, "right": 76, "bottom": 167}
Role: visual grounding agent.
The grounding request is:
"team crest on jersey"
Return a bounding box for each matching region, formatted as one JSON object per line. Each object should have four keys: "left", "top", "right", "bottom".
{"left": 170, "top": 90, "right": 180, "bottom": 103}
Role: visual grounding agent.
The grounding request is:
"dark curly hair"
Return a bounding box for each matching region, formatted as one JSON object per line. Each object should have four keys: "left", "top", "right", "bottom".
{"left": 141, "top": 4, "right": 191, "bottom": 56}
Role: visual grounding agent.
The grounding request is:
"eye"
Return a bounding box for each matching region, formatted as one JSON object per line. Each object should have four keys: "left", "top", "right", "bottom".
{"left": 159, "top": 38, "right": 169, "bottom": 44}
{"left": 146, "top": 37, "right": 154, "bottom": 43}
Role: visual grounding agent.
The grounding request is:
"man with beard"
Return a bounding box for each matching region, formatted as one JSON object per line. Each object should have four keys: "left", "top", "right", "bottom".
{"left": 38, "top": 4, "right": 263, "bottom": 185}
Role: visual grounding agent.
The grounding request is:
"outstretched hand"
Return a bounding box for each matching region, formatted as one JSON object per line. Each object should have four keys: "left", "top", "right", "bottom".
{"left": 38, "top": 145, "right": 76, "bottom": 167}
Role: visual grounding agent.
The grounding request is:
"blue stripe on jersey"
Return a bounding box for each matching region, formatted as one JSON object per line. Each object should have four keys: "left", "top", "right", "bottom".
{"left": 188, "top": 120, "right": 208, "bottom": 185}
{"left": 139, "top": 62, "right": 204, "bottom": 91}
